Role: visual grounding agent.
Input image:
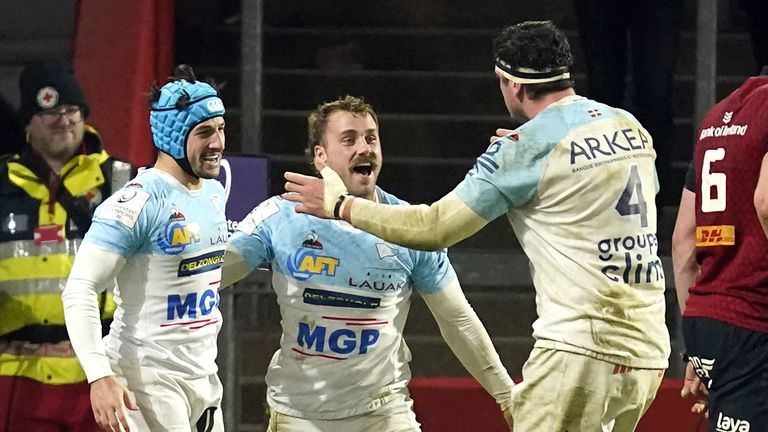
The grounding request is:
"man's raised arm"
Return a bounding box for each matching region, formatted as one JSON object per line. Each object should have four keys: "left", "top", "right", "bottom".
{"left": 284, "top": 167, "right": 488, "bottom": 251}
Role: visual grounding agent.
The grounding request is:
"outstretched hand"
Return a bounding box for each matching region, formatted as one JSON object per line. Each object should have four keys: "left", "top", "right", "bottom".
{"left": 283, "top": 171, "right": 329, "bottom": 218}
{"left": 284, "top": 165, "right": 350, "bottom": 219}
{"left": 90, "top": 375, "right": 139, "bottom": 431}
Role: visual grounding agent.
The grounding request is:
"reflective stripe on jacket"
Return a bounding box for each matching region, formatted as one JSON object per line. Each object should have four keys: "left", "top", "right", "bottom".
{"left": 0, "top": 126, "right": 126, "bottom": 384}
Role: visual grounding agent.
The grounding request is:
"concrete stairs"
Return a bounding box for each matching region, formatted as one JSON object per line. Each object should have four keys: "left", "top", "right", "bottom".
{"left": 179, "top": 0, "right": 759, "bottom": 205}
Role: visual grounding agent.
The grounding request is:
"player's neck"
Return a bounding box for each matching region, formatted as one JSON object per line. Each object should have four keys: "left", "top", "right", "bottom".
{"left": 525, "top": 88, "right": 577, "bottom": 119}
{"left": 154, "top": 153, "right": 202, "bottom": 190}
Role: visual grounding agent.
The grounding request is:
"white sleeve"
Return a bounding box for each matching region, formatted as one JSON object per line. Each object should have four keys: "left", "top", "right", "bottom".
{"left": 221, "top": 245, "right": 251, "bottom": 289}
{"left": 350, "top": 192, "right": 489, "bottom": 250}
{"left": 62, "top": 242, "right": 126, "bottom": 383}
{"left": 421, "top": 278, "right": 515, "bottom": 410}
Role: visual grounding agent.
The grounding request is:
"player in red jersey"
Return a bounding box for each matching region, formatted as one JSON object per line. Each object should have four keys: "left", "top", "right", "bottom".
{"left": 672, "top": 68, "right": 768, "bottom": 431}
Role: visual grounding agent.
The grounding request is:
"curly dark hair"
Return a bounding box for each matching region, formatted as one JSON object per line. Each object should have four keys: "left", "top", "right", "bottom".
{"left": 147, "top": 64, "right": 223, "bottom": 108}
{"left": 305, "top": 95, "right": 379, "bottom": 170}
{"left": 493, "top": 21, "right": 575, "bottom": 99}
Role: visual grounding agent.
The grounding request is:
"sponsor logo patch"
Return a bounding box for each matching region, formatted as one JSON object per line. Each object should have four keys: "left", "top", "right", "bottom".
{"left": 99, "top": 188, "right": 150, "bottom": 229}
{"left": 157, "top": 207, "right": 200, "bottom": 255}
{"left": 178, "top": 250, "right": 225, "bottom": 276}
{"left": 696, "top": 225, "right": 735, "bottom": 247}
{"left": 302, "top": 288, "right": 380, "bottom": 309}
{"left": 294, "top": 319, "right": 382, "bottom": 360}
{"left": 715, "top": 412, "right": 750, "bottom": 432}
{"left": 164, "top": 289, "right": 220, "bottom": 330}
{"left": 287, "top": 248, "right": 340, "bottom": 280}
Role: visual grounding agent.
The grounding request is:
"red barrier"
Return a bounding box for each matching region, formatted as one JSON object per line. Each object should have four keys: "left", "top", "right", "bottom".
{"left": 73, "top": 0, "right": 174, "bottom": 167}
{"left": 410, "top": 378, "right": 704, "bottom": 431}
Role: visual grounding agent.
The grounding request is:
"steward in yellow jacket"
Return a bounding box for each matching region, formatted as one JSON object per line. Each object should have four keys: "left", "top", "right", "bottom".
{"left": 0, "top": 60, "right": 131, "bottom": 431}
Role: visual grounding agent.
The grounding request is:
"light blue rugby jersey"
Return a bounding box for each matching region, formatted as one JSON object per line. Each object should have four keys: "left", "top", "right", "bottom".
{"left": 454, "top": 95, "right": 670, "bottom": 369}
{"left": 229, "top": 187, "right": 456, "bottom": 419}
{"left": 84, "top": 168, "right": 229, "bottom": 378}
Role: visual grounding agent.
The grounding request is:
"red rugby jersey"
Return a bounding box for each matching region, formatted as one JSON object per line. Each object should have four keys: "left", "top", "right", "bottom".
{"left": 684, "top": 76, "right": 768, "bottom": 333}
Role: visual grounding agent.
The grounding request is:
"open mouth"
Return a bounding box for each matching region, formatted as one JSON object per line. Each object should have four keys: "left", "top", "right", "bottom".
{"left": 202, "top": 154, "right": 221, "bottom": 163}
{"left": 352, "top": 163, "right": 373, "bottom": 176}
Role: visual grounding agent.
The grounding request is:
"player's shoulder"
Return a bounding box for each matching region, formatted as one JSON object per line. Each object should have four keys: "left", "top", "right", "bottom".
{"left": 537, "top": 96, "right": 637, "bottom": 129}
{"left": 118, "top": 168, "right": 168, "bottom": 197}
{"left": 95, "top": 181, "right": 152, "bottom": 230}
{"left": 237, "top": 195, "right": 293, "bottom": 234}
{"left": 202, "top": 177, "right": 226, "bottom": 194}
{"left": 376, "top": 187, "right": 409, "bottom": 206}
{"left": 268, "top": 193, "right": 300, "bottom": 211}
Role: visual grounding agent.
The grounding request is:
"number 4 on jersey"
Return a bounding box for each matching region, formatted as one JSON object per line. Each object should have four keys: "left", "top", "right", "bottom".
{"left": 615, "top": 165, "right": 648, "bottom": 228}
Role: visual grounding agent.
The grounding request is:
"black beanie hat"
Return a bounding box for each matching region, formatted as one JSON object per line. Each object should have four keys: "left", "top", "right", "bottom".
{"left": 18, "top": 60, "right": 90, "bottom": 125}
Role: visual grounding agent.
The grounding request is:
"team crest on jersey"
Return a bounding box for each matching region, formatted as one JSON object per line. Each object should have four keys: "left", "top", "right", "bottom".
{"left": 375, "top": 242, "right": 399, "bottom": 260}
{"left": 211, "top": 194, "right": 224, "bottom": 214}
{"left": 286, "top": 239, "right": 340, "bottom": 280}
{"left": 157, "top": 207, "right": 201, "bottom": 255}
{"left": 302, "top": 231, "right": 323, "bottom": 249}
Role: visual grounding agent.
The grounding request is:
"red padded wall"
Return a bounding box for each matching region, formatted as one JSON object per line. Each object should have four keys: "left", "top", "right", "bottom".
{"left": 73, "top": 0, "right": 175, "bottom": 167}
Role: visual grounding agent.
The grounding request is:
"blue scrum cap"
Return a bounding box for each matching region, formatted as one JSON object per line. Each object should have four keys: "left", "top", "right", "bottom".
{"left": 149, "top": 79, "right": 225, "bottom": 160}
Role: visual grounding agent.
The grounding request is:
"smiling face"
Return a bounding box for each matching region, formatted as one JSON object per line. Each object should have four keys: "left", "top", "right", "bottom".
{"left": 186, "top": 116, "right": 226, "bottom": 179}
{"left": 26, "top": 104, "right": 85, "bottom": 164}
{"left": 313, "top": 110, "right": 382, "bottom": 200}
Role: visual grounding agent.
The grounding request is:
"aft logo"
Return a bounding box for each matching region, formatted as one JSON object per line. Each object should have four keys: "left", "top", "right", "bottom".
{"left": 286, "top": 248, "right": 340, "bottom": 280}
{"left": 715, "top": 412, "right": 750, "bottom": 432}
{"left": 157, "top": 207, "right": 200, "bottom": 255}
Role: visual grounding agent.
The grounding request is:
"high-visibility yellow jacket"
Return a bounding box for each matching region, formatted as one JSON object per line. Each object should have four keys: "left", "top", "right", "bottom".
{"left": 0, "top": 126, "right": 131, "bottom": 384}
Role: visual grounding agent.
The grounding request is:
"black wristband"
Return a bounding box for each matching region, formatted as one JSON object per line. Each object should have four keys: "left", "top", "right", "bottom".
{"left": 681, "top": 352, "right": 690, "bottom": 364}
{"left": 333, "top": 194, "right": 348, "bottom": 219}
